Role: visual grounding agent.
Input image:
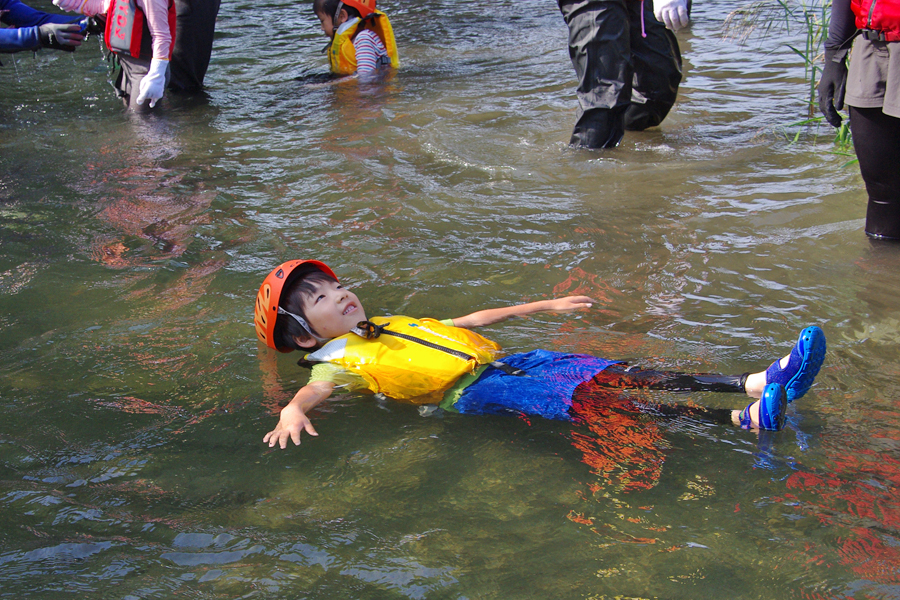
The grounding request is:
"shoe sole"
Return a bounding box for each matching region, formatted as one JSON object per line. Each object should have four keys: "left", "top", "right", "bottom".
{"left": 760, "top": 383, "right": 787, "bottom": 430}
{"left": 785, "top": 326, "right": 826, "bottom": 403}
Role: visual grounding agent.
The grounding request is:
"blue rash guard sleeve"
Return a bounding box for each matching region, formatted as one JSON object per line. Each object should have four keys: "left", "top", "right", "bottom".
{"left": 1, "top": 0, "right": 79, "bottom": 53}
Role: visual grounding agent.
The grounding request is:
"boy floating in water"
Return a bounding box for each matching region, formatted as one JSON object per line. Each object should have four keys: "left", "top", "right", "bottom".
{"left": 254, "top": 260, "right": 826, "bottom": 449}
{"left": 313, "top": 0, "right": 398, "bottom": 77}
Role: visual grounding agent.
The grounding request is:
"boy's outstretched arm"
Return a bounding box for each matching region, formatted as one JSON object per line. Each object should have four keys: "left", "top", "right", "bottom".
{"left": 263, "top": 380, "right": 335, "bottom": 449}
{"left": 451, "top": 296, "right": 594, "bottom": 329}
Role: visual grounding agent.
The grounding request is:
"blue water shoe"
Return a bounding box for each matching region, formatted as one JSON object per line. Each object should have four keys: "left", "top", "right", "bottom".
{"left": 765, "top": 326, "right": 826, "bottom": 403}
{"left": 740, "top": 383, "right": 787, "bottom": 431}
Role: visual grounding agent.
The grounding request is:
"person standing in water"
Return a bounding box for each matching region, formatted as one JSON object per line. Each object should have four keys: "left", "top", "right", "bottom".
{"left": 167, "top": 0, "right": 219, "bottom": 94}
{"left": 556, "top": 0, "right": 688, "bottom": 149}
{"left": 818, "top": 0, "right": 900, "bottom": 241}
{"left": 53, "top": 0, "right": 176, "bottom": 110}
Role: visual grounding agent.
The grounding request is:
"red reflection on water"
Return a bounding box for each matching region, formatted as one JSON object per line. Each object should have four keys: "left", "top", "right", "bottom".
{"left": 781, "top": 429, "right": 900, "bottom": 586}
{"left": 80, "top": 139, "right": 220, "bottom": 271}
{"left": 568, "top": 385, "right": 666, "bottom": 493}
{"left": 837, "top": 527, "right": 900, "bottom": 583}
{"left": 552, "top": 266, "right": 620, "bottom": 313}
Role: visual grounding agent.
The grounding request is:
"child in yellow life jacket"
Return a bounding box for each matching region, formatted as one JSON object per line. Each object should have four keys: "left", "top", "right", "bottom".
{"left": 254, "top": 260, "right": 827, "bottom": 450}
{"left": 313, "top": 0, "right": 398, "bottom": 76}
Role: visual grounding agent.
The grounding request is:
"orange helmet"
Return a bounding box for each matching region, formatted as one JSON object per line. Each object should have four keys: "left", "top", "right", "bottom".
{"left": 342, "top": 0, "right": 376, "bottom": 17}
{"left": 254, "top": 260, "right": 338, "bottom": 352}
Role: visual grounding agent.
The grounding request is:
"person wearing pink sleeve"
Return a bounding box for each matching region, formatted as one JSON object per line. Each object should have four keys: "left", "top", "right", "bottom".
{"left": 54, "top": 0, "right": 176, "bottom": 110}
{"left": 106, "top": 0, "right": 175, "bottom": 109}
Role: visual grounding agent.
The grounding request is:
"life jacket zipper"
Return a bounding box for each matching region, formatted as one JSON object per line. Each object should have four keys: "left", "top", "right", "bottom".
{"left": 351, "top": 320, "right": 527, "bottom": 377}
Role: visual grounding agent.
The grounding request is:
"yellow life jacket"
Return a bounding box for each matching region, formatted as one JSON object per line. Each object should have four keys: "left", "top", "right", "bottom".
{"left": 305, "top": 316, "right": 502, "bottom": 402}
{"left": 328, "top": 12, "right": 399, "bottom": 75}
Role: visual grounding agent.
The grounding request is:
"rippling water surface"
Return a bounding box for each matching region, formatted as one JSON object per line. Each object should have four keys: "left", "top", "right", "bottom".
{"left": 2, "top": 0, "right": 899, "bottom": 598}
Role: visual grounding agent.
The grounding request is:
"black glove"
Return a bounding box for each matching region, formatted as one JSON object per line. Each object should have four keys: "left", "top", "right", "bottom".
{"left": 38, "top": 22, "right": 85, "bottom": 52}
{"left": 817, "top": 48, "right": 849, "bottom": 127}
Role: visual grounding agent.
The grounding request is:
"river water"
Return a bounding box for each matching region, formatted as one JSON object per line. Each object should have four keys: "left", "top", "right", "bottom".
{"left": 2, "top": 0, "right": 899, "bottom": 598}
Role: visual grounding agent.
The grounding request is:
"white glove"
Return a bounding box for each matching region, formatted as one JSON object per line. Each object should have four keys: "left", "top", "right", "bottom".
{"left": 654, "top": 0, "right": 690, "bottom": 31}
{"left": 136, "top": 58, "right": 169, "bottom": 108}
{"left": 52, "top": 0, "right": 105, "bottom": 16}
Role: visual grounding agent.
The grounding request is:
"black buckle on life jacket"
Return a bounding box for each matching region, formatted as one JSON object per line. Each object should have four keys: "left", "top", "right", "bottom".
{"left": 352, "top": 320, "right": 387, "bottom": 339}
{"left": 861, "top": 28, "right": 887, "bottom": 42}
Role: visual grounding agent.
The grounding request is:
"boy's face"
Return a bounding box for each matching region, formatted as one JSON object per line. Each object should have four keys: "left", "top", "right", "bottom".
{"left": 299, "top": 279, "right": 366, "bottom": 342}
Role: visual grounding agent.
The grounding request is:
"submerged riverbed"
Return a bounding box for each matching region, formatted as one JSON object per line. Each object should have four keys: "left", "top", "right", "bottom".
{"left": 2, "top": 0, "right": 899, "bottom": 598}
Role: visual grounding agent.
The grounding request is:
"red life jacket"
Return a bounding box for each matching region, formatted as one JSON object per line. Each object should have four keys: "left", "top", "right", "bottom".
{"left": 851, "top": 0, "right": 900, "bottom": 42}
{"left": 104, "top": 0, "right": 176, "bottom": 59}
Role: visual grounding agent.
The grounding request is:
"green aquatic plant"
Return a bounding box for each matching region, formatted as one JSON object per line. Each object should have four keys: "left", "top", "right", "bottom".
{"left": 722, "top": 0, "right": 797, "bottom": 46}
{"left": 832, "top": 119, "right": 853, "bottom": 151}
{"left": 722, "top": 0, "right": 854, "bottom": 153}
{"left": 722, "top": 0, "right": 831, "bottom": 112}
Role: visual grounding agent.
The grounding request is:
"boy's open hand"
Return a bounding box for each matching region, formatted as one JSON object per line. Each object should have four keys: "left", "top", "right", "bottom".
{"left": 544, "top": 295, "right": 595, "bottom": 312}
{"left": 263, "top": 381, "right": 332, "bottom": 449}
{"left": 264, "top": 403, "right": 319, "bottom": 449}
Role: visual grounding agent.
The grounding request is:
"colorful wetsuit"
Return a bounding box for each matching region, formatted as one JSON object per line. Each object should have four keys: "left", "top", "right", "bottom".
{"left": 302, "top": 316, "right": 751, "bottom": 492}
{"left": 305, "top": 318, "right": 745, "bottom": 421}
{"left": 445, "top": 349, "right": 620, "bottom": 419}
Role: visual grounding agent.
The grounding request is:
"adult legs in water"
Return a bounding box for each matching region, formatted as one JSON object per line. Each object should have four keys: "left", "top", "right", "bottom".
{"left": 556, "top": 0, "right": 683, "bottom": 148}
{"left": 848, "top": 106, "right": 900, "bottom": 240}
{"left": 623, "top": 0, "right": 683, "bottom": 132}
{"left": 168, "top": 0, "right": 221, "bottom": 93}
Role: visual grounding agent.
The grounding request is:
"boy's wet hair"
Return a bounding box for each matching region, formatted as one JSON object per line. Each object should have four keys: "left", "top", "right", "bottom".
{"left": 313, "top": 0, "right": 361, "bottom": 19}
{"left": 273, "top": 267, "right": 339, "bottom": 351}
